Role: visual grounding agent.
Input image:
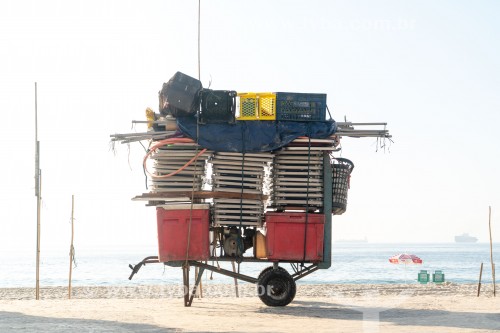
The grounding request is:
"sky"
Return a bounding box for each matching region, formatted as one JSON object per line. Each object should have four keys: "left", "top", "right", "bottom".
{"left": 1, "top": 0, "right": 499, "bottom": 257}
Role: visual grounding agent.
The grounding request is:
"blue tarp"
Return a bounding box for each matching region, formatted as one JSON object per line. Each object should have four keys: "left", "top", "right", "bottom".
{"left": 176, "top": 116, "right": 337, "bottom": 153}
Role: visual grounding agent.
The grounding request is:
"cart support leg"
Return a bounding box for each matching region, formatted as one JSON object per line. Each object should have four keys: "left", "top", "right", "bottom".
{"left": 188, "top": 267, "right": 205, "bottom": 306}
{"left": 183, "top": 265, "right": 190, "bottom": 307}
{"left": 231, "top": 261, "right": 239, "bottom": 297}
{"left": 319, "top": 153, "right": 332, "bottom": 269}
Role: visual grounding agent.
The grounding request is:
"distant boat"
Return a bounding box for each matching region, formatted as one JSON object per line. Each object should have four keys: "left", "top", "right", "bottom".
{"left": 455, "top": 233, "right": 478, "bottom": 243}
{"left": 336, "top": 237, "right": 368, "bottom": 243}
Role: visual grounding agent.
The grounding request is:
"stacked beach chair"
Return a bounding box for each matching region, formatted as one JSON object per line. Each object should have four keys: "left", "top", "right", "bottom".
{"left": 271, "top": 137, "right": 338, "bottom": 212}
{"left": 211, "top": 152, "right": 273, "bottom": 226}
{"left": 150, "top": 144, "right": 212, "bottom": 201}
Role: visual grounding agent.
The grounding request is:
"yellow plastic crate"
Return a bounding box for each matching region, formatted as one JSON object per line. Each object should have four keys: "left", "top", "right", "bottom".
{"left": 236, "top": 92, "right": 276, "bottom": 120}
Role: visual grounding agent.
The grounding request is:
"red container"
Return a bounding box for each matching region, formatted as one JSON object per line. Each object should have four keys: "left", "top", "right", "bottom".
{"left": 265, "top": 212, "right": 324, "bottom": 262}
{"left": 156, "top": 204, "right": 210, "bottom": 262}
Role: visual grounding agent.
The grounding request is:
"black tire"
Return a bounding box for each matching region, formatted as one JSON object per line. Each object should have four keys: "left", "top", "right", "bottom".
{"left": 257, "top": 268, "right": 296, "bottom": 307}
{"left": 257, "top": 265, "right": 286, "bottom": 280}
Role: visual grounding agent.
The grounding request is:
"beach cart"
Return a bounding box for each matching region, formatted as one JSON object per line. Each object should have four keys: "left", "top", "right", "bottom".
{"left": 120, "top": 72, "right": 390, "bottom": 307}
{"left": 129, "top": 150, "right": 341, "bottom": 307}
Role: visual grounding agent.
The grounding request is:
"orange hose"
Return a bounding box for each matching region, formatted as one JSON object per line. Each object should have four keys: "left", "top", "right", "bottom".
{"left": 143, "top": 138, "right": 207, "bottom": 178}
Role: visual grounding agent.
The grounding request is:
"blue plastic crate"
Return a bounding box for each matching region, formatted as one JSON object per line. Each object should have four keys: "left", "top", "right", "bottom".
{"left": 276, "top": 92, "right": 327, "bottom": 121}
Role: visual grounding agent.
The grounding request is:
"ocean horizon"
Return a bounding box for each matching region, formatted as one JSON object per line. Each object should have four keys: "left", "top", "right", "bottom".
{"left": 1, "top": 242, "right": 498, "bottom": 288}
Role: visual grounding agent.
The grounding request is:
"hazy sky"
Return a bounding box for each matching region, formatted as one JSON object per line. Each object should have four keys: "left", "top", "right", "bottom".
{"left": 1, "top": 0, "right": 499, "bottom": 257}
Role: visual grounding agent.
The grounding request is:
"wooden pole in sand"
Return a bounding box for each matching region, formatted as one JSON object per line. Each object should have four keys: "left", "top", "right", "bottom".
{"left": 68, "top": 195, "right": 75, "bottom": 299}
{"left": 493, "top": 263, "right": 496, "bottom": 295}
{"left": 488, "top": 206, "right": 496, "bottom": 296}
{"left": 34, "top": 82, "right": 42, "bottom": 300}
{"left": 477, "top": 262, "right": 483, "bottom": 297}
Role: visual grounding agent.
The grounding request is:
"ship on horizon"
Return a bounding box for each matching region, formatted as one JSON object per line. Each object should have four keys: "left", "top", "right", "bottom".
{"left": 455, "top": 233, "right": 478, "bottom": 243}
{"left": 335, "top": 237, "right": 368, "bottom": 243}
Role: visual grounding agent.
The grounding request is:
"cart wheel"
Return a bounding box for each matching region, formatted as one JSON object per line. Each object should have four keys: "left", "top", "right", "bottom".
{"left": 258, "top": 266, "right": 296, "bottom": 303}
{"left": 258, "top": 265, "right": 286, "bottom": 280}
{"left": 257, "top": 268, "right": 296, "bottom": 307}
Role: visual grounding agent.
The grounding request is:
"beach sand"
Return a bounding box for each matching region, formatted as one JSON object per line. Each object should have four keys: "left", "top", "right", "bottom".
{"left": 0, "top": 283, "right": 498, "bottom": 332}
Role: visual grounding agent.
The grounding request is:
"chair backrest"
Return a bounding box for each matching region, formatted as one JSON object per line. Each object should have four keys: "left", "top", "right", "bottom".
{"left": 418, "top": 270, "right": 430, "bottom": 284}
{"left": 433, "top": 270, "right": 445, "bottom": 283}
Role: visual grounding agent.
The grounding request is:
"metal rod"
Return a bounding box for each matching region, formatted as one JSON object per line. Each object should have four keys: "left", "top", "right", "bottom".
{"left": 128, "top": 256, "right": 160, "bottom": 280}
{"left": 197, "top": 0, "right": 201, "bottom": 80}
{"left": 335, "top": 133, "right": 390, "bottom": 136}
{"left": 336, "top": 130, "right": 390, "bottom": 134}
{"left": 318, "top": 153, "right": 332, "bottom": 269}
{"left": 190, "top": 261, "right": 258, "bottom": 284}
{"left": 489, "top": 206, "right": 496, "bottom": 296}
{"left": 335, "top": 134, "right": 391, "bottom": 137}
{"left": 68, "top": 194, "right": 75, "bottom": 299}
{"left": 291, "top": 264, "right": 320, "bottom": 281}
{"left": 335, "top": 130, "right": 391, "bottom": 135}
{"left": 336, "top": 122, "right": 388, "bottom": 126}
{"left": 131, "top": 120, "right": 170, "bottom": 125}
{"left": 35, "top": 82, "right": 38, "bottom": 143}
{"left": 118, "top": 136, "right": 172, "bottom": 144}
{"left": 202, "top": 257, "right": 309, "bottom": 263}
{"left": 110, "top": 131, "right": 173, "bottom": 138}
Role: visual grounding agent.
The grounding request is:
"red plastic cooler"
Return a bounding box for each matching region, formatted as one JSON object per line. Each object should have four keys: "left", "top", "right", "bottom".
{"left": 265, "top": 212, "right": 324, "bottom": 262}
{"left": 156, "top": 204, "right": 210, "bottom": 262}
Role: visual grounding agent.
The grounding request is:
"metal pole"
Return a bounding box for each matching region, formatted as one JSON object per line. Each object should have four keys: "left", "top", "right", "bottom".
{"left": 68, "top": 195, "right": 75, "bottom": 299}
{"left": 336, "top": 122, "right": 388, "bottom": 126}
{"left": 489, "top": 206, "right": 496, "bottom": 296}
{"left": 318, "top": 152, "right": 332, "bottom": 269}
{"left": 35, "top": 82, "right": 41, "bottom": 300}
{"left": 197, "top": 0, "right": 201, "bottom": 80}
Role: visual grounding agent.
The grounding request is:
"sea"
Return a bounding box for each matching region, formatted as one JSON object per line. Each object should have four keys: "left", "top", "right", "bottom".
{"left": 1, "top": 243, "right": 498, "bottom": 288}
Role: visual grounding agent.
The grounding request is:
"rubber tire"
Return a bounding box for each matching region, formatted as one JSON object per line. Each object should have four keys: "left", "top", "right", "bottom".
{"left": 257, "top": 268, "right": 296, "bottom": 307}
{"left": 258, "top": 266, "right": 294, "bottom": 302}
{"left": 257, "top": 266, "right": 286, "bottom": 280}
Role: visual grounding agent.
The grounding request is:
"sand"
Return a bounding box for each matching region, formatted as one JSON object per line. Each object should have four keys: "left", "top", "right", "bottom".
{"left": 0, "top": 283, "right": 498, "bottom": 332}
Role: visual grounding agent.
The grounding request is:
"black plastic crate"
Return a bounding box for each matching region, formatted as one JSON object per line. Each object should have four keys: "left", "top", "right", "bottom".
{"left": 276, "top": 92, "right": 327, "bottom": 121}
{"left": 199, "top": 89, "right": 237, "bottom": 124}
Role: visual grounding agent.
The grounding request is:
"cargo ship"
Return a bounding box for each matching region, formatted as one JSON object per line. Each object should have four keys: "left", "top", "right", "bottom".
{"left": 454, "top": 233, "right": 478, "bottom": 243}
{"left": 335, "top": 237, "right": 368, "bottom": 243}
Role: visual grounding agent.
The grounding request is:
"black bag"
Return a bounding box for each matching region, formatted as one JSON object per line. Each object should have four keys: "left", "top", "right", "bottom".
{"left": 159, "top": 72, "right": 203, "bottom": 116}
{"left": 199, "top": 89, "right": 237, "bottom": 124}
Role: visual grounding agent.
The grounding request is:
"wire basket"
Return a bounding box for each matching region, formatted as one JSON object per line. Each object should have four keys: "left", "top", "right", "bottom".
{"left": 332, "top": 158, "right": 354, "bottom": 215}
